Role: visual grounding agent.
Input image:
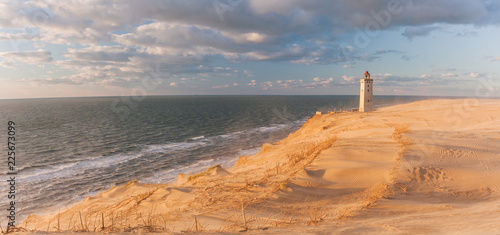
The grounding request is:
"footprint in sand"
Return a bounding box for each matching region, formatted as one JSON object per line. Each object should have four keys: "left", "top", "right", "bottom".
{"left": 408, "top": 166, "right": 448, "bottom": 182}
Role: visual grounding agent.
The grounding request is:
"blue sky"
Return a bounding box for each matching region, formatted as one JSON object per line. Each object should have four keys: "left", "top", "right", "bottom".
{"left": 0, "top": 0, "right": 499, "bottom": 99}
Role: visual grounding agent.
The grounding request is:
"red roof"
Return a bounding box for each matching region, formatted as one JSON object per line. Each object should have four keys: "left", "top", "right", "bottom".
{"left": 364, "top": 70, "right": 370, "bottom": 75}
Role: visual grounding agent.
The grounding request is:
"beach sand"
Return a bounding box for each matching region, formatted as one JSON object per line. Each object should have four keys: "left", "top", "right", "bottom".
{"left": 19, "top": 99, "right": 500, "bottom": 234}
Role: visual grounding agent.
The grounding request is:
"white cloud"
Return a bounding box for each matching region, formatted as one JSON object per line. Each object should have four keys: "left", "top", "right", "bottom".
{"left": 64, "top": 45, "right": 134, "bottom": 62}
{"left": 211, "top": 84, "right": 230, "bottom": 89}
{"left": 441, "top": 73, "right": 456, "bottom": 77}
{"left": 170, "top": 82, "right": 178, "bottom": 87}
{"left": 259, "top": 79, "right": 304, "bottom": 89}
{"left": 0, "top": 49, "right": 53, "bottom": 65}
{"left": 0, "top": 61, "right": 15, "bottom": 69}
{"left": 247, "top": 80, "right": 257, "bottom": 87}
{"left": 0, "top": 32, "right": 37, "bottom": 41}
{"left": 342, "top": 75, "right": 356, "bottom": 82}
{"left": 222, "top": 31, "right": 270, "bottom": 43}
{"left": 402, "top": 25, "right": 444, "bottom": 41}
{"left": 469, "top": 72, "right": 486, "bottom": 78}
{"left": 432, "top": 67, "right": 457, "bottom": 72}
{"left": 455, "top": 30, "right": 478, "bottom": 37}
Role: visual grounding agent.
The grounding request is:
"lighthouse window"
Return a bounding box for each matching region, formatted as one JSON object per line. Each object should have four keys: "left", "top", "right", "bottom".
{"left": 368, "top": 99, "right": 370, "bottom": 102}
{"left": 368, "top": 89, "right": 369, "bottom": 92}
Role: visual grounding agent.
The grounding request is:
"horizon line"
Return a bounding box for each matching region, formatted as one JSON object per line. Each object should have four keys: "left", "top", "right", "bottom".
{"left": 0, "top": 94, "right": 492, "bottom": 101}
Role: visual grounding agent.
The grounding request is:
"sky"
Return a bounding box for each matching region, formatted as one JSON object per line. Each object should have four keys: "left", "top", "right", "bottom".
{"left": 0, "top": 0, "right": 500, "bottom": 99}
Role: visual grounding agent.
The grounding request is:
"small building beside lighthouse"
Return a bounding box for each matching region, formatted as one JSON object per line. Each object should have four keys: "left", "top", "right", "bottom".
{"left": 359, "top": 70, "right": 373, "bottom": 112}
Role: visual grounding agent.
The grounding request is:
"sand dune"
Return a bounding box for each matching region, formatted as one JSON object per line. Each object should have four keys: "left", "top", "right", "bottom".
{"left": 20, "top": 99, "right": 500, "bottom": 234}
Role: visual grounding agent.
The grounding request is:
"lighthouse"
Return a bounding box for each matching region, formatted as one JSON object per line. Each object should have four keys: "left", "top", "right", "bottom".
{"left": 359, "top": 70, "right": 373, "bottom": 112}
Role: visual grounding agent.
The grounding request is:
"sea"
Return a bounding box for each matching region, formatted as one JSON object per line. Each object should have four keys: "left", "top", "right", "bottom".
{"left": 0, "top": 95, "right": 432, "bottom": 222}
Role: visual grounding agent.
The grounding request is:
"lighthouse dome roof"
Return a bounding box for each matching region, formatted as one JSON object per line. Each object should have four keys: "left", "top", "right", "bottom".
{"left": 364, "top": 70, "right": 370, "bottom": 75}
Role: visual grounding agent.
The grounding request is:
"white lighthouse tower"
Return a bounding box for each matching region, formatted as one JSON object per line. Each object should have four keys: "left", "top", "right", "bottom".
{"left": 359, "top": 70, "right": 373, "bottom": 112}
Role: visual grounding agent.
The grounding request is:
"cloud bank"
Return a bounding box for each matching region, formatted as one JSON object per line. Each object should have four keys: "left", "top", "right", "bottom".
{"left": 0, "top": 0, "right": 499, "bottom": 88}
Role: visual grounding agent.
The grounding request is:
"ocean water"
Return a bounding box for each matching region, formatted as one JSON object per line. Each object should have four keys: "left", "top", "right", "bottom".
{"left": 0, "top": 95, "right": 430, "bottom": 221}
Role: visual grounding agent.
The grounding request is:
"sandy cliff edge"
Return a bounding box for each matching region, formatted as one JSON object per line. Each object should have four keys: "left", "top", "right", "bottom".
{"left": 19, "top": 99, "right": 500, "bottom": 234}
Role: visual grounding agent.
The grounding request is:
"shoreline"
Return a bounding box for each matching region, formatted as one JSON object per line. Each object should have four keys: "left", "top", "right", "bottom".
{"left": 19, "top": 98, "right": 500, "bottom": 234}
{"left": 13, "top": 117, "right": 308, "bottom": 222}
{"left": 16, "top": 134, "right": 281, "bottom": 222}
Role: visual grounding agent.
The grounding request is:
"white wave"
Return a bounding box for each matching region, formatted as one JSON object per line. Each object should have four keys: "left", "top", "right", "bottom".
{"left": 141, "top": 158, "right": 216, "bottom": 184}
{"left": 144, "top": 141, "right": 207, "bottom": 153}
{"left": 190, "top": 135, "right": 205, "bottom": 140}
{"left": 201, "top": 119, "right": 304, "bottom": 141}
{"left": 17, "top": 152, "right": 144, "bottom": 182}
{"left": 17, "top": 119, "right": 304, "bottom": 184}
{"left": 237, "top": 147, "right": 261, "bottom": 156}
{"left": 140, "top": 147, "right": 261, "bottom": 184}
{"left": 17, "top": 138, "right": 213, "bottom": 183}
{"left": 130, "top": 120, "right": 303, "bottom": 183}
